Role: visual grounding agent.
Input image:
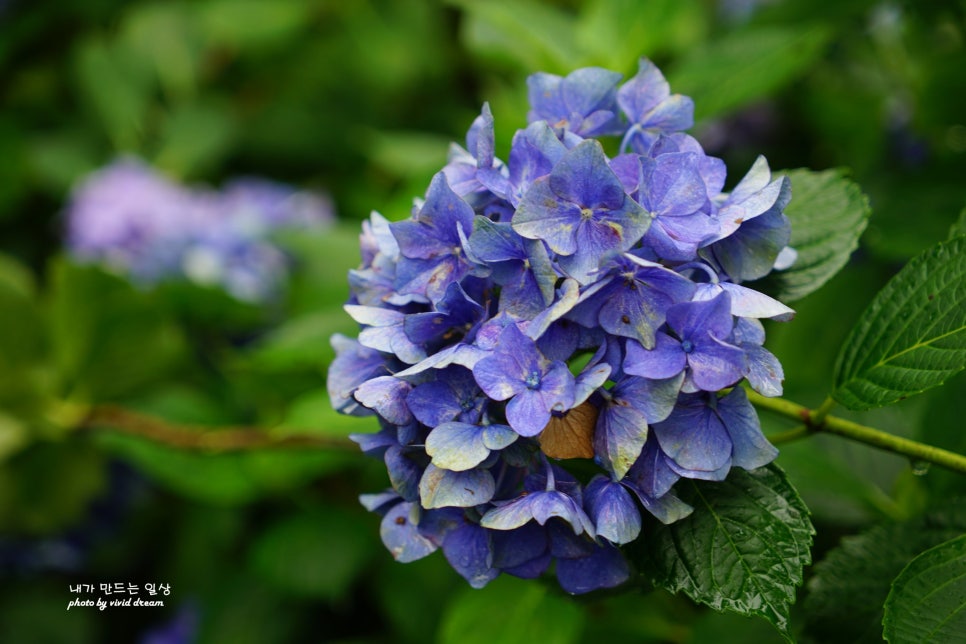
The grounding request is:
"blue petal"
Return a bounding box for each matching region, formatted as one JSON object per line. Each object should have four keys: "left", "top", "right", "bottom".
{"left": 425, "top": 422, "right": 492, "bottom": 472}
{"left": 481, "top": 424, "right": 519, "bottom": 451}
{"left": 693, "top": 282, "right": 795, "bottom": 321}
{"left": 513, "top": 178, "right": 582, "bottom": 255}
{"left": 712, "top": 209, "right": 792, "bottom": 283}
{"left": 359, "top": 489, "right": 400, "bottom": 513}
{"left": 555, "top": 543, "right": 630, "bottom": 594}
{"left": 717, "top": 387, "right": 778, "bottom": 469}
{"left": 481, "top": 490, "right": 595, "bottom": 537}
{"left": 385, "top": 445, "right": 424, "bottom": 502}
{"left": 327, "top": 334, "right": 392, "bottom": 415}
{"left": 612, "top": 373, "right": 684, "bottom": 424}
{"left": 491, "top": 522, "right": 548, "bottom": 569}
{"left": 393, "top": 342, "right": 487, "bottom": 378}
{"left": 584, "top": 476, "right": 642, "bottom": 544}
{"left": 350, "top": 428, "right": 397, "bottom": 457}
{"left": 632, "top": 489, "right": 694, "bottom": 524}
{"left": 573, "top": 362, "right": 611, "bottom": 406}
{"left": 419, "top": 463, "right": 495, "bottom": 509}
{"left": 406, "top": 380, "right": 464, "bottom": 427}
{"left": 549, "top": 140, "right": 626, "bottom": 209}
{"left": 617, "top": 58, "right": 670, "bottom": 123}
{"left": 526, "top": 278, "right": 581, "bottom": 341}
{"left": 652, "top": 395, "right": 733, "bottom": 475}
{"left": 623, "top": 332, "right": 687, "bottom": 378}
{"left": 380, "top": 502, "right": 438, "bottom": 563}
{"left": 353, "top": 376, "right": 413, "bottom": 425}
{"left": 547, "top": 520, "right": 595, "bottom": 558}
{"left": 442, "top": 522, "right": 499, "bottom": 589}
{"left": 687, "top": 334, "right": 746, "bottom": 392}
{"left": 624, "top": 438, "right": 680, "bottom": 498}
{"left": 594, "top": 395, "right": 649, "bottom": 480}
{"left": 667, "top": 291, "right": 735, "bottom": 343}
{"left": 506, "top": 389, "right": 553, "bottom": 437}
{"left": 743, "top": 343, "right": 785, "bottom": 397}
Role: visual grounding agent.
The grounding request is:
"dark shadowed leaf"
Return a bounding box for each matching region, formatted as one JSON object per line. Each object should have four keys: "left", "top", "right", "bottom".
{"left": 804, "top": 503, "right": 966, "bottom": 642}
{"left": 883, "top": 534, "right": 966, "bottom": 643}
{"left": 637, "top": 464, "right": 813, "bottom": 639}
{"left": 668, "top": 26, "right": 829, "bottom": 120}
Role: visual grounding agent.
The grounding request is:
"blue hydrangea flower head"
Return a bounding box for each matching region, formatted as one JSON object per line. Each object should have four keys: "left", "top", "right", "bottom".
{"left": 332, "top": 57, "right": 796, "bottom": 595}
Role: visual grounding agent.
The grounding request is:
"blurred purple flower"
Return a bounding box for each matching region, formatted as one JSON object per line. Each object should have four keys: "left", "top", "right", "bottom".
{"left": 65, "top": 158, "right": 334, "bottom": 302}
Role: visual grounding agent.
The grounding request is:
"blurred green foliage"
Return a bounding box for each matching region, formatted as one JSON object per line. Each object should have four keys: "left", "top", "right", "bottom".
{"left": 0, "top": 0, "right": 964, "bottom": 642}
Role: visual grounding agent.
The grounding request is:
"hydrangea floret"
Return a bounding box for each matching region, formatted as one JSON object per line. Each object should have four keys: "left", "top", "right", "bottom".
{"left": 330, "top": 58, "right": 795, "bottom": 594}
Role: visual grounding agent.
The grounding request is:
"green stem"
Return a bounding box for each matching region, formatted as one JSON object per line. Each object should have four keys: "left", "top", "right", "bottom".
{"left": 75, "top": 403, "right": 359, "bottom": 453}
{"left": 766, "top": 424, "right": 811, "bottom": 445}
{"left": 747, "top": 389, "right": 966, "bottom": 475}
{"left": 809, "top": 395, "right": 837, "bottom": 427}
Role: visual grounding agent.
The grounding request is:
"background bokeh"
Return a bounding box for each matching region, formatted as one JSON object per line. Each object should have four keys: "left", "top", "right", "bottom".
{"left": 0, "top": 0, "right": 964, "bottom": 642}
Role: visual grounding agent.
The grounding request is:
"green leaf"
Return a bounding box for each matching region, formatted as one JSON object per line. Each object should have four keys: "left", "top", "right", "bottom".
{"left": 72, "top": 36, "right": 153, "bottom": 150}
{"left": 196, "top": 0, "right": 312, "bottom": 50}
{"left": 0, "top": 441, "right": 106, "bottom": 535}
{"left": 450, "top": 0, "right": 582, "bottom": 74}
{"left": 883, "top": 534, "right": 966, "bottom": 643}
{"left": 833, "top": 235, "right": 966, "bottom": 410}
{"left": 0, "top": 254, "right": 48, "bottom": 414}
{"left": 804, "top": 504, "right": 966, "bottom": 642}
{"left": 243, "top": 310, "right": 356, "bottom": 374}
{"left": 153, "top": 101, "right": 236, "bottom": 178}
{"left": 754, "top": 168, "right": 871, "bottom": 303}
{"left": 576, "top": 0, "right": 707, "bottom": 71}
{"left": 950, "top": 206, "right": 966, "bottom": 240}
{"left": 249, "top": 508, "right": 375, "bottom": 601}
{"left": 637, "top": 465, "right": 813, "bottom": 639}
{"left": 668, "top": 25, "right": 829, "bottom": 120}
{"left": 47, "top": 259, "right": 187, "bottom": 402}
{"left": 438, "top": 575, "right": 585, "bottom": 644}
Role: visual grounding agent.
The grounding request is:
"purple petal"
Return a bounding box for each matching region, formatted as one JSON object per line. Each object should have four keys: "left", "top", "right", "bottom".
{"left": 617, "top": 58, "right": 670, "bottom": 122}
{"left": 473, "top": 351, "right": 528, "bottom": 401}
{"left": 406, "top": 380, "right": 464, "bottom": 427}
